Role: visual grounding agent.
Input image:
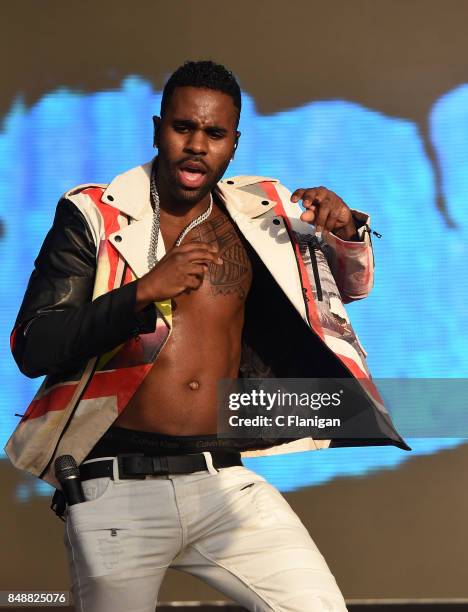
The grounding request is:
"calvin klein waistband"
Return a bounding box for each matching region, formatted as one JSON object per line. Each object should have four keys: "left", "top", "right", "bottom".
{"left": 83, "top": 425, "right": 244, "bottom": 460}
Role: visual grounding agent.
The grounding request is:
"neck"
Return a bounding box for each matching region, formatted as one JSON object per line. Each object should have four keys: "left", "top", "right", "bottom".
{"left": 154, "top": 163, "right": 212, "bottom": 222}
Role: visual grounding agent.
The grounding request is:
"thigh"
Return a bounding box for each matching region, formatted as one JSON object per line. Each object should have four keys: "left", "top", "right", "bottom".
{"left": 64, "top": 476, "right": 181, "bottom": 612}
{"left": 173, "top": 469, "right": 348, "bottom": 612}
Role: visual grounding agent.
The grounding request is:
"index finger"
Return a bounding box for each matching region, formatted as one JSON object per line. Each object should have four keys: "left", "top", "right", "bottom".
{"left": 291, "top": 188, "right": 321, "bottom": 206}
{"left": 176, "top": 241, "right": 218, "bottom": 253}
{"left": 290, "top": 188, "right": 306, "bottom": 203}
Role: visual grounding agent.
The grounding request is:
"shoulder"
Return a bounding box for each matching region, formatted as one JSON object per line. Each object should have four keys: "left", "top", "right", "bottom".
{"left": 220, "top": 175, "right": 292, "bottom": 199}
{"left": 219, "top": 175, "right": 294, "bottom": 202}
{"left": 219, "top": 175, "right": 279, "bottom": 188}
{"left": 218, "top": 175, "right": 301, "bottom": 218}
{"left": 62, "top": 182, "right": 108, "bottom": 202}
{"left": 59, "top": 182, "right": 109, "bottom": 246}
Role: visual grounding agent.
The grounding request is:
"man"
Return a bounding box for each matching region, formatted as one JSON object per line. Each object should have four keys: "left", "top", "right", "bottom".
{"left": 6, "top": 61, "right": 407, "bottom": 611}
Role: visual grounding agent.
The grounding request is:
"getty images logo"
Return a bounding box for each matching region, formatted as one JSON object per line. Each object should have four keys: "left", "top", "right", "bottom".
{"left": 228, "top": 389, "right": 343, "bottom": 411}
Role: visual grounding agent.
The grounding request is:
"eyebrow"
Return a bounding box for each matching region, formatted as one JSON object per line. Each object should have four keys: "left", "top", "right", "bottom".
{"left": 172, "top": 118, "right": 229, "bottom": 134}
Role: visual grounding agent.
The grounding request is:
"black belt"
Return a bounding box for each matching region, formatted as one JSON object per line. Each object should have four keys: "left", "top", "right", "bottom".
{"left": 80, "top": 451, "right": 243, "bottom": 481}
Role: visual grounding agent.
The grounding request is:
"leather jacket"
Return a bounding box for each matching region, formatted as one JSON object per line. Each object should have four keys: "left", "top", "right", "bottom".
{"left": 5, "top": 159, "right": 409, "bottom": 488}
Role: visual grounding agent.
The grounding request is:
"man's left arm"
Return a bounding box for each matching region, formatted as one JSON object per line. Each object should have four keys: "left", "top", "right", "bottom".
{"left": 290, "top": 186, "right": 375, "bottom": 304}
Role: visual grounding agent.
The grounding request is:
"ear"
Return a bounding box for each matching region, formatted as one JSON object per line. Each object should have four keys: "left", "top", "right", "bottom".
{"left": 152, "top": 115, "right": 161, "bottom": 148}
{"left": 232, "top": 130, "right": 241, "bottom": 159}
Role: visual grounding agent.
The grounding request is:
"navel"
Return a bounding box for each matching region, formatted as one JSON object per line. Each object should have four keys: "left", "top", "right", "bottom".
{"left": 188, "top": 380, "right": 200, "bottom": 390}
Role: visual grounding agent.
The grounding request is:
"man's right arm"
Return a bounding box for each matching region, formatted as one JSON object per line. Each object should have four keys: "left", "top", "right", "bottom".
{"left": 11, "top": 197, "right": 158, "bottom": 379}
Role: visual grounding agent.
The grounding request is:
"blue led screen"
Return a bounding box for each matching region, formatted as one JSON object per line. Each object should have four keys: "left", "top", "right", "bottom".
{"left": 1, "top": 77, "right": 466, "bottom": 499}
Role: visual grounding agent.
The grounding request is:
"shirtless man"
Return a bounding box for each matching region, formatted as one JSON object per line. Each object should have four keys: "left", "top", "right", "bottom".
{"left": 115, "top": 84, "right": 250, "bottom": 435}
{"left": 8, "top": 61, "right": 367, "bottom": 611}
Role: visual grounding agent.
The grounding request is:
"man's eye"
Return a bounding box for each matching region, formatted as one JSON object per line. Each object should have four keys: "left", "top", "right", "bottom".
{"left": 174, "top": 125, "right": 189, "bottom": 133}
{"left": 208, "top": 132, "right": 223, "bottom": 139}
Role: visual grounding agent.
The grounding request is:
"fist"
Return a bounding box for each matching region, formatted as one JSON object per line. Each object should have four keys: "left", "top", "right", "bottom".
{"left": 136, "top": 241, "right": 223, "bottom": 306}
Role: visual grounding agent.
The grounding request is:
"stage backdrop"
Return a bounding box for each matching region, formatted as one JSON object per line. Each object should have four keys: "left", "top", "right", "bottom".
{"left": 1, "top": 0, "right": 467, "bottom": 603}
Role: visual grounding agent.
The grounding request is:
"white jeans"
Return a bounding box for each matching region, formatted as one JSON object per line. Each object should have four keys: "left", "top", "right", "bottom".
{"left": 63, "top": 455, "right": 348, "bottom": 612}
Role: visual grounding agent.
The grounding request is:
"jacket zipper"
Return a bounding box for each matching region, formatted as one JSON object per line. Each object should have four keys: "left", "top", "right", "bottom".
{"left": 364, "top": 224, "right": 380, "bottom": 269}
{"left": 279, "top": 218, "right": 312, "bottom": 327}
{"left": 308, "top": 238, "right": 323, "bottom": 302}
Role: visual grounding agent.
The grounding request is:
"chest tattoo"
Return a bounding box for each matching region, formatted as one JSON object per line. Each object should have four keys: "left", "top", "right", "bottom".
{"left": 190, "top": 213, "right": 252, "bottom": 299}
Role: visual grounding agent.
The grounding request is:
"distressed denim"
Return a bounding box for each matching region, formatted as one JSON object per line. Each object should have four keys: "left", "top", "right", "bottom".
{"left": 64, "top": 455, "right": 348, "bottom": 612}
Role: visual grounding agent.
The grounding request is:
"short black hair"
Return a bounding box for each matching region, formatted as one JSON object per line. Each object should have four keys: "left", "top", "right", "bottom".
{"left": 160, "top": 60, "right": 241, "bottom": 126}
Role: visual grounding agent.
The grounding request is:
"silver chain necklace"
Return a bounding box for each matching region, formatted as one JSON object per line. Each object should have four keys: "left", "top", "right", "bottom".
{"left": 148, "top": 163, "right": 213, "bottom": 270}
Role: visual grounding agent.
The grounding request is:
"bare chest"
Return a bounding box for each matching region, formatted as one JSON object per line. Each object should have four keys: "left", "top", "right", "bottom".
{"left": 161, "top": 206, "right": 253, "bottom": 307}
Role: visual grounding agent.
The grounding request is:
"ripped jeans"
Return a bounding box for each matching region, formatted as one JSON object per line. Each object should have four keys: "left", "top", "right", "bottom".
{"left": 63, "top": 455, "right": 348, "bottom": 612}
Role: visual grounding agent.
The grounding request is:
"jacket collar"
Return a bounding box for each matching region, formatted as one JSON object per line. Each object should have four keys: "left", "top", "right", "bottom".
{"left": 101, "top": 157, "right": 279, "bottom": 221}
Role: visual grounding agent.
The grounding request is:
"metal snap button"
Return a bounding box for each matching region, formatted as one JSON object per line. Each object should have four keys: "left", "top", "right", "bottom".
{"left": 114, "top": 235, "right": 122, "bottom": 242}
{"left": 261, "top": 200, "right": 269, "bottom": 206}
{"left": 273, "top": 219, "right": 280, "bottom": 225}
{"left": 226, "top": 180, "right": 234, "bottom": 185}
{"left": 107, "top": 195, "right": 114, "bottom": 201}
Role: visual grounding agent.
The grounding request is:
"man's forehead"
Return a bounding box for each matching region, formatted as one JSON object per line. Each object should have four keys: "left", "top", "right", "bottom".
{"left": 166, "top": 86, "right": 237, "bottom": 124}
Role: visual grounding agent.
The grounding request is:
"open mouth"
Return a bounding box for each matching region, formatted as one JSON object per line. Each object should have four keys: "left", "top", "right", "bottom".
{"left": 177, "top": 162, "right": 208, "bottom": 189}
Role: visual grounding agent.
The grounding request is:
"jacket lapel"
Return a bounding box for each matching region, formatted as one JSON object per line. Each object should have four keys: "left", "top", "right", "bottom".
{"left": 216, "top": 180, "right": 308, "bottom": 324}
{"left": 108, "top": 210, "right": 166, "bottom": 279}
{"left": 102, "top": 159, "right": 166, "bottom": 279}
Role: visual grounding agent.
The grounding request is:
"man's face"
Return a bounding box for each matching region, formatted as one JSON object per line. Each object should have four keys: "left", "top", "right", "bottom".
{"left": 154, "top": 86, "right": 240, "bottom": 204}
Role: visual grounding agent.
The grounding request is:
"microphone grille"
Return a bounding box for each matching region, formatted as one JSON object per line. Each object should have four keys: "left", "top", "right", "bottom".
{"left": 54, "top": 454, "right": 80, "bottom": 479}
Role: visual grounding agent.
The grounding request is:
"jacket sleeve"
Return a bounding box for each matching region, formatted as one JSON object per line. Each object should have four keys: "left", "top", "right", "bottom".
{"left": 321, "top": 208, "right": 375, "bottom": 303}
{"left": 10, "top": 197, "right": 158, "bottom": 379}
{"left": 274, "top": 182, "right": 375, "bottom": 304}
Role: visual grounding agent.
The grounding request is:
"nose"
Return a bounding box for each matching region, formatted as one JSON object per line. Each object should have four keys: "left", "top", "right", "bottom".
{"left": 184, "top": 129, "right": 207, "bottom": 155}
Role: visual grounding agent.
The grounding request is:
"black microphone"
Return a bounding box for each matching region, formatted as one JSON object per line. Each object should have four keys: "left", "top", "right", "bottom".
{"left": 54, "top": 455, "right": 86, "bottom": 506}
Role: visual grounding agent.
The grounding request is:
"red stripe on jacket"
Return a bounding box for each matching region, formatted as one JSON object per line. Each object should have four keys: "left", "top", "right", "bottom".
{"left": 83, "top": 187, "right": 123, "bottom": 291}
{"left": 258, "top": 181, "right": 324, "bottom": 340}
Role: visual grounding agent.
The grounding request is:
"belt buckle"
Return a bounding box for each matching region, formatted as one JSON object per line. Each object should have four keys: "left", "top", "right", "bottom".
{"left": 117, "top": 453, "right": 146, "bottom": 479}
{"left": 151, "top": 455, "right": 169, "bottom": 475}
